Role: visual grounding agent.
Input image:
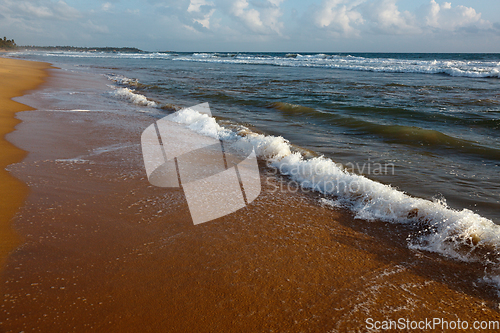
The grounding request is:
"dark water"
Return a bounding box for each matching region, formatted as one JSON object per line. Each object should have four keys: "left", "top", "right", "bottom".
{"left": 8, "top": 51, "right": 500, "bottom": 224}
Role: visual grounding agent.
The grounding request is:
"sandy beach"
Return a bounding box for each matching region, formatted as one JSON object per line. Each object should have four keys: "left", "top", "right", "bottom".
{"left": 0, "top": 57, "right": 51, "bottom": 266}
{"left": 1, "top": 60, "right": 499, "bottom": 332}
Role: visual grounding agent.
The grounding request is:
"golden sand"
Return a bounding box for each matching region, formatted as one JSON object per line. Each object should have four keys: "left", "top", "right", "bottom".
{"left": 3, "top": 107, "right": 499, "bottom": 332}
{"left": 1, "top": 67, "right": 499, "bottom": 331}
{"left": 0, "top": 57, "right": 51, "bottom": 266}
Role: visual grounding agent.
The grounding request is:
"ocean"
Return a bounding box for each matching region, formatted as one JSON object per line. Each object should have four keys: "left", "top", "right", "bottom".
{"left": 6, "top": 50, "right": 500, "bottom": 290}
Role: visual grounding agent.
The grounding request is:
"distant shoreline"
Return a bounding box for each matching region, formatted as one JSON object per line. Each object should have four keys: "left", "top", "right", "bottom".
{"left": 12, "top": 48, "right": 500, "bottom": 55}
{"left": 18, "top": 46, "right": 148, "bottom": 53}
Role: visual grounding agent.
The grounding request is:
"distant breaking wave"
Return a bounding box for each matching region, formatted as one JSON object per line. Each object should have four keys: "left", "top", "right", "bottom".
{"left": 12, "top": 51, "right": 500, "bottom": 78}
{"left": 177, "top": 53, "right": 500, "bottom": 78}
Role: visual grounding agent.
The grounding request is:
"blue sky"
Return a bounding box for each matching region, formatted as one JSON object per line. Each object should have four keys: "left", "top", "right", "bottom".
{"left": 0, "top": 0, "right": 499, "bottom": 52}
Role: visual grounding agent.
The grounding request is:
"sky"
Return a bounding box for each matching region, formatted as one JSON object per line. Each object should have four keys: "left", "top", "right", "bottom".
{"left": 0, "top": 0, "right": 499, "bottom": 52}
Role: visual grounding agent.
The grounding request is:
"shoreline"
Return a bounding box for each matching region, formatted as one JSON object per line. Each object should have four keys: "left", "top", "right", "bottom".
{"left": 1, "top": 59, "right": 499, "bottom": 331}
{"left": 0, "top": 57, "right": 51, "bottom": 266}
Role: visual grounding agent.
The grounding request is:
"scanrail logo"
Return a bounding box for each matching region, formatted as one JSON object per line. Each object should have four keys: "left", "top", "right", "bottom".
{"left": 141, "top": 103, "right": 261, "bottom": 224}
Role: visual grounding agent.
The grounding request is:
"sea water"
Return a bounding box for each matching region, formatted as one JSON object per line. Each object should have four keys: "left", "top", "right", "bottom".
{"left": 7, "top": 51, "right": 500, "bottom": 280}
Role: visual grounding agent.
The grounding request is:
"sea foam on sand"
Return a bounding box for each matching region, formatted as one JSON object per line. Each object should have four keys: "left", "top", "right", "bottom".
{"left": 167, "top": 106, "right": 500, "bottom": 291}
{"left": 106, "top": 70, "right": 500, "bottom": 291}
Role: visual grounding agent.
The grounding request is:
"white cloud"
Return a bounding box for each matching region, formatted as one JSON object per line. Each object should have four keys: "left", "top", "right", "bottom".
{"left": 311, "top": 0, "right": 492, "bottom": 36}
{"left": 231, "top": 0, "right": 263, "bottom": 31}
{"left": 0, "top": 0, "right": 82, "bottom": 45}
{"left": 147, "top": 0, "right": 186, "bottom": 10}
{"left": 101, "top": 2, "right": 112, "bottom": 12}
{"left": 418, "top": 0, "right": 489, "bottom": 31}
{"left": 126, "top": 9, "right": 140, "bottom": 15}
{"left": 82, "top": 19, "right": 109, "bottom": 34}
{"left": 361, "top": 0, "right": 419, "bottom": 34}
{"left": 258, "top": 0, "right": 285, "bottom": 35}
{"left": 0, "top": 0, "right": 498, "bottom": 51}
{"left": 193, "top": 8, "right": 215, "bottom": 29}
{"left": 183, "top": 24, "right": 198, "bottom": 33}
{"left": 10, "top": 0, "right": 80, "bottom": 21}
{"left": 227, "top": 0, "right": 284, "bottom": 35}
{"left": 188, "top": 0, "right": 213, "bottom": 13}
{"left": 313, "top": 0, "right": 364, "bottom": 36}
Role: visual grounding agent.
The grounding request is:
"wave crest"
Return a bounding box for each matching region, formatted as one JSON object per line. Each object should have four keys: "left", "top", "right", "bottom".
{"left": 167, "top": 107, "right": 500, "bottom": 288}
{"left": 111, "top": 87, "right": 157, "bottom": 107}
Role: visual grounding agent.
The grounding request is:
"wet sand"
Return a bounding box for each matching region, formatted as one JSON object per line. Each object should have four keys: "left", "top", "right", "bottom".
{"left": 0, "top": 57, "right": 51, "bottom": 266}
{"left": 1, "top": 66, "right": 499, "bottom": 332}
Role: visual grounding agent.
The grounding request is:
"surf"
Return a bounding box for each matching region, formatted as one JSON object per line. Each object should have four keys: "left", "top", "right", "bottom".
{"left": 166, "top": 107, "right": 500, "bottom": 271}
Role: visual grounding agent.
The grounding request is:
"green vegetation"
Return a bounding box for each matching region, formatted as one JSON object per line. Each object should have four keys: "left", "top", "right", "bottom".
{"left": 0, "top": 37, "right": 17, "bottom": 50}
{"left": 21, "top": 46, "right": 145, "bottom": 53}
{"left": 1, "top": 39, "right": 149, "bottom": 53}
{"left": 0, "top": 39, "right": 147, "bottom": 53}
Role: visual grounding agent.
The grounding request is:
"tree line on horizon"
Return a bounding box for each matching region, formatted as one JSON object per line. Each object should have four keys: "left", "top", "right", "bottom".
{"left": 22, "top": 45, "right": 145, "bottom": 53}
{"left": 0, "top": 38, "right": 151, "bottom": 53}
{"left": 0, "top": 37, "right": 17, "bottom": 49}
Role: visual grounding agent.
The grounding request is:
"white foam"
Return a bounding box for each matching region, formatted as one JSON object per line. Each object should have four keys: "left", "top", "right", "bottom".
{"left": 106, "top": 74, "right": 139, "bottom": 86}
{"left": 168, "top": 108, "right": 235, "bottom": 140}
{"left": 14, "top": 51, "right": 499, "bottom": 78}
{"left": 55, "top": 144, "right": 134, "bottom": 164}
{"left": 232, "top": 132, "right": 291, "bottom": 159}
{"left": 12, "top": 51, "right": 173, "bottom": 60}
{"left": 173, "top": 53, "right": 500, "bottom": 79}
{"left": 169, "top": 111, "right": 293, "bottom": 158}
{"left": 111, "top": 87, "right": 156, "bottom": 107}
{"left": 269, "top": 153, "right": 500, "bottom": 264}
{"left": 91, "top": 143, "right": 135, "bottom": 156}
{"left": 55, "top": 158, "right": 92, "bottom": 164}
{"left": 168, "top": 107, "right": 500, "bottom": 269}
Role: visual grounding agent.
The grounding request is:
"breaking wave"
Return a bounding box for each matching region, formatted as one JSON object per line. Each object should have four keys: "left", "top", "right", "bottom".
{"left": 13, "top": 51, "right": 500, "bottom": 79}
{"left": 167, "top": 106, "right": 500, "bottom": 290}
{"left": 176, "top": 53, "right": 500, "bottom": 79}
{"left": 111, "top": 87, "right": 157, "bottom": 107}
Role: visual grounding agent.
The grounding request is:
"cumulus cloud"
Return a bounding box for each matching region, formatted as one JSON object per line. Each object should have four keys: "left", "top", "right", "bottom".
{"left": 82, "top": 19, "right": 109, "bottom": 34}
{"left": 193, "top": 8, "right": 216, "bottom": 28}
{"left": 309, "top": 0, "right": 493, "bottom": 36}
{"left": 312, "top": 0, "right": 364, "bottom": 36}
{"left": 418, "top": 0, "right": 490, "bottom": 31}
{"left": 361, "top": 0, "right": 419, "bottom": 34}
{"left": 147, "top": 0, "right": 217, "bottom": 32}
{"left": 188, "top": 0, "right": 216, "bottom": 30}
{"left": 101, "top": 2, "right": 112, "bottom": 12}
{"left": 5, "top": 0, "right": 80, "bottom": 21}
{"left": 0, "top": 0, "right": 498, "bottom": 51}
{"left": 126, "top": 9, "right": 140, "bottom": 15}
{"left": 226, "top": 0, "right": 284, "bottom": 35}
{"left": 188, "top": 0, "right": 213, "bottom": 13}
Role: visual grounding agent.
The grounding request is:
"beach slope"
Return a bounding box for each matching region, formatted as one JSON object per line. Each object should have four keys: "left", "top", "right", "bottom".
{"left": 0, "top": 57, "right": 50, "bottom": 265}
{"left": 1, "top": 61, "right": 499, "bottom": 332}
